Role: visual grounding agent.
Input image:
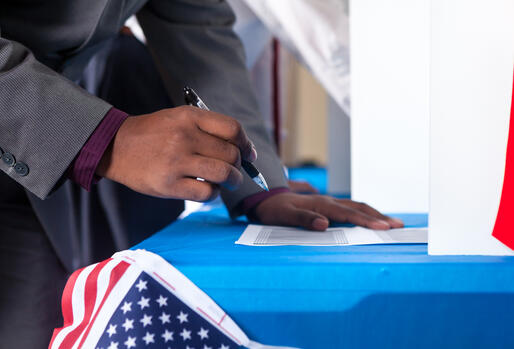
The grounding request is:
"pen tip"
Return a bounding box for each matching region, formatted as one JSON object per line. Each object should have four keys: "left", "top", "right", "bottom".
{"left": 255, "top": 174, "right": 269, "bottom": 191}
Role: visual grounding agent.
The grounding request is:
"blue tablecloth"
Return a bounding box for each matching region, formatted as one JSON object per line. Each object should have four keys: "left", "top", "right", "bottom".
{"left": 133, "top": 169, "right": 514, "bottom": 349}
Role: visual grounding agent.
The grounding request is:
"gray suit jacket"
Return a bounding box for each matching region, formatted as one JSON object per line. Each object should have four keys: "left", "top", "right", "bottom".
{"left": 0, "top": 0, "right": 287, "bottom": 270}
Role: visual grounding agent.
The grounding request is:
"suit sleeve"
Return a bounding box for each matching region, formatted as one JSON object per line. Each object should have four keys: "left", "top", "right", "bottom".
{"left": 0, "top": 28, "right": 113, "bottom": 199}
{"left": 136, "top": 0, "right": 288, "bottom": 216}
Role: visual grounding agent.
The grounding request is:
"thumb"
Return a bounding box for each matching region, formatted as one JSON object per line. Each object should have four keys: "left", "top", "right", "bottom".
{"left": 282, "top": 207, "right": 329, "bottom": 231}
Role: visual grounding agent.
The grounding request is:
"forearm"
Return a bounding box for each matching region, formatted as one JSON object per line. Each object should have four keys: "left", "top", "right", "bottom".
{"left": 0, "top": 33, "right": 113, "bottom": 199}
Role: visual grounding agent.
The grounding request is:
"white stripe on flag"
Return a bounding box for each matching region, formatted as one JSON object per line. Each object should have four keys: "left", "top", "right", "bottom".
{"left": 50, "top": 263, "right": 98, "bottom": 349}
{"left": 71, "top": 258, "right": 123, "bottom": 349}
{"left": 79, "top": 265, "right": 140, "bottom": 348}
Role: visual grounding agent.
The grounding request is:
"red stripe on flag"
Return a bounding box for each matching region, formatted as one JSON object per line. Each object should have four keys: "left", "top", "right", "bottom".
{"left": 492, "top": 69, "right": 514, "bottom": 250}
{"left": 59, "top": 259, "right": 113, "bottom": 348}
{"left": 76, "top": 261, "right": 130, "bottom": 348}
{"left": 48, "top": 266, "right": 86, "bottom": 348}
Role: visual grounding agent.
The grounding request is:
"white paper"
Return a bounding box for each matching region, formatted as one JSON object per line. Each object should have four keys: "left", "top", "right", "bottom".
{"left": 236, "top": 225, "right": 427, "bottom": 247}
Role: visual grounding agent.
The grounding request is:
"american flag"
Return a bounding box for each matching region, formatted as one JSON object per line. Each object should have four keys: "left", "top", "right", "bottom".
{"left": 49, "top": 250, "right": 297, "bottom": 349}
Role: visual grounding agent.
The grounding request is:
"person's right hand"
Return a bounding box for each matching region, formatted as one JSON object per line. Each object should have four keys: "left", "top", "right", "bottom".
{"left": 96, "top": 106, "right": 257, "bottom": 201}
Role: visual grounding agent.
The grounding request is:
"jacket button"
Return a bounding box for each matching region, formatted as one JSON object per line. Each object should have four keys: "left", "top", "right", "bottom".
{"left": 1, "top": 152, "right": 15, "bottom": 167}
{"left": 14, "top": 162, "right": 29, "bottom": 177}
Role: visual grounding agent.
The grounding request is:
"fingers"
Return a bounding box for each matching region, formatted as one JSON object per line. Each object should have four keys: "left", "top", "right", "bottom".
{"left": 173, "top": 178, "right": 220, "bottom": 202}
{"left": 194, "top": 133, "right": 241, "bottom": 169}
{"left": 337, "top": 200, "right": 404, "bottom": 228}
{"left": 192, "top": 108, "right": 257, "bottom": 162}
{"left": 183, "top": 156, "right": 243, "bottom": 190}
{"left": 316, "top": 199, "right": 391, "bottom": 230}
{"left": 269, "top": 206, "right": 329, "bottom": 231}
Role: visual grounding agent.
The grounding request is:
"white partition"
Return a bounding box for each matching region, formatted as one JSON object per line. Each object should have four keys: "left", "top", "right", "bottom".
{"left": 349, "top": 0, "right": 430, "bottom": 213}
{"left": 429, "top": 0, "right": 514, "bottom": 255}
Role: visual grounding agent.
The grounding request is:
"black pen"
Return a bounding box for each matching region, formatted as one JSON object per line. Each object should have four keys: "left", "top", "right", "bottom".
{"left": 183, "top": 86, "right": 270, "bottom": 191}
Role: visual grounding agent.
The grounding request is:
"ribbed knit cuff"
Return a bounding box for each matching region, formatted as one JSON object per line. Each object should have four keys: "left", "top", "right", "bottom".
{"left": 68, "top": 107, "right": 128, "bottom": 191}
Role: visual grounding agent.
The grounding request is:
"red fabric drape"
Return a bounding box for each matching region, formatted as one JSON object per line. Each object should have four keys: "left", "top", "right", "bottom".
{"left": 492, "top": 69, "right": 514, "bottom": 250}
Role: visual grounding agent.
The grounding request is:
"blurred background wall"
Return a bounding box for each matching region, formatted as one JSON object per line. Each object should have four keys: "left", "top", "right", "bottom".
{"left": 280, "top": 50, "right": 328, "bottom": 168}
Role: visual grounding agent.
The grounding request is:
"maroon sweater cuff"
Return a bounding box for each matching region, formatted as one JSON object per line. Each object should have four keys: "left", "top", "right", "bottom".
{"left": 68, "top": 107, "right": 128, "bottom": 191}
{"left": 241, "top": 187, "right": 291, "bottom": 219}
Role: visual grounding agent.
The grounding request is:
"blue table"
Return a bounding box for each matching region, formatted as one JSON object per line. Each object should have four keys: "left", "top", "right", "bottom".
{"left": 134, "top": 169, "right": 514, "bottom": 349}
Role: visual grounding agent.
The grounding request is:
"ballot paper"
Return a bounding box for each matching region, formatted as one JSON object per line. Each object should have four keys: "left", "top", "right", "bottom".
{"left": 236, "top": 224, "right": 428, "bottom": 246}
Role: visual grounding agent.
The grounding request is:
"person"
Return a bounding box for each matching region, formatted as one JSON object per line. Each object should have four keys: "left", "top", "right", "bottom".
{"left": 0, "top": 1, "right": 403, "bottom": 347}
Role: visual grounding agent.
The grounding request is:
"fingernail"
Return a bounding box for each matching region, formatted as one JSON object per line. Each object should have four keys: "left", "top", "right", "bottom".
{"left": 390, "top": 218, "right": 404, "bottom": 227}
{"left": 313, "top": 218, "right": 329, "bottom": 231}
{"left": 249, "top": 146, "right": 258, "bottom": 162}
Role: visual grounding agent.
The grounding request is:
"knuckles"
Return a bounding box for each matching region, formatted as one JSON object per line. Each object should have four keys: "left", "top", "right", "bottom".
{"left": 174, "top": 105, "right": 198, "bottom": 118}
{"left": 166, "top": 106, "right": 198, "bottom": 129}
{"left": 151, "top": 174, "right": 179, "bottom": 199}
{"left": 224, "top": 119, "right": 243, "bottom": 140}
{"left": 356, "top": 201, "right": 370, "bottom": 210}
{"left": 150, "top": 174, "right": 218, "bottom": 202}
{"left": 211, "top": 162, "right": 233, "bottom": 183}
{"left": 226, "top": 145, "right": 241, "bottom": 167}
{"left": 167, "top": 128, "right": 190, "bottom": 146}
{"left": 208, "top": 161, "right": 243, "bottom": 189}
{"left": 190, "top": 184, "right": 218, "bottom": 202}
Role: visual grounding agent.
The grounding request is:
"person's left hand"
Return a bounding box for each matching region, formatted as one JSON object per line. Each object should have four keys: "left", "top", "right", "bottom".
{"left": 252, "top": 192, "right": 404, "bottom": 231}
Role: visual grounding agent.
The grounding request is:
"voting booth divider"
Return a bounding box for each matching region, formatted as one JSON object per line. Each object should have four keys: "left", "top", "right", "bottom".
{"left": 429, "top": 0, "right": 514, "bottom": 255}
{"left": 349, "top": 0, "right": 430, "bottom": 214}
{"left": 350, "top": 0, "right": 514, "bottom": 254}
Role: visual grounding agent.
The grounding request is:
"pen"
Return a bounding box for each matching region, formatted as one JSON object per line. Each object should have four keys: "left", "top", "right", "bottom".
{"left": 183, "top": 86, "right": 270, "bottom": 191}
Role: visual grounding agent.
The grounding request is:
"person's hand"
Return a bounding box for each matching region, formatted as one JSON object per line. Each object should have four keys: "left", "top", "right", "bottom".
{"left": 97, "top": 106, "right": 257, "bottom": 201}
{"left": 253, "top": 192, "right": 404, "bottom": 231}
{"left": 287, "top": 180, "right": 319, "bottom": 194}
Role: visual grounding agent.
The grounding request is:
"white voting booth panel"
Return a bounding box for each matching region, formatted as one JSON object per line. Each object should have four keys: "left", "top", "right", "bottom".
{"left": 429, "top": 0, "right": 514, "bottom": 255}
{"left": 350, "top": 0, "right": 430, "bottom": 213}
